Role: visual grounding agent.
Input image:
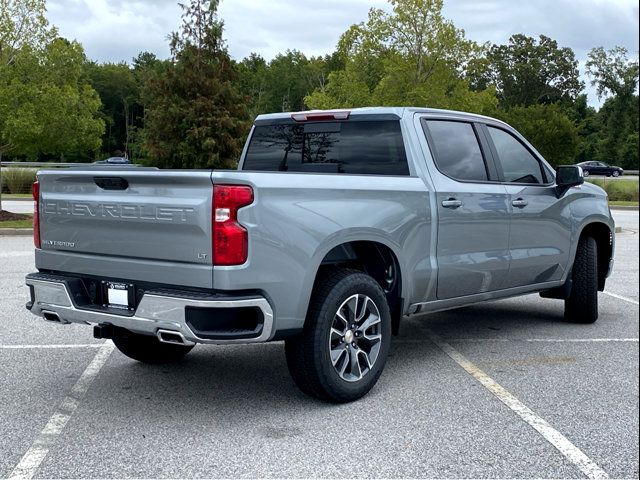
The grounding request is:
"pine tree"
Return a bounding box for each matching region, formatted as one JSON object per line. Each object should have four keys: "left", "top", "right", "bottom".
{"left": 143, "top": 0, "right": 250, "bottom": 169}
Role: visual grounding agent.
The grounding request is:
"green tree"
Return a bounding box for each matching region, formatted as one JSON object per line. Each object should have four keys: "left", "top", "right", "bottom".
{"left": 478, "top": 34, "right": 584, "bottom": 108}
{"left": 236, "top": 53, "right": 269, "bottom": 116}
{"left": 142, "top": 0, "right": 250, "bottom": 169}
{"left": 237, "top": 50, "right": 342, "bottom": 116}
{"left": 85, "top": 62, "right": 139, "bottom": 156}
{"left": 0, "top": 1, "right": 103, "bottom": 209}
{"left": 0, "top": 0, "right": 53, "bottom": 208}
{"left": 0, "top": 38, "right": 104, "bottom": 159}
{"left": 496, "top": 104, "right": 579, "bottom": 167}
{"left": 306, "top": 0, "right": 498, "bottom": 114}
{"left": 585, "top": 47, "right": 639, "bottom": 169}
{"left": 0, "top": 0, "right": 55, "bottom": 65}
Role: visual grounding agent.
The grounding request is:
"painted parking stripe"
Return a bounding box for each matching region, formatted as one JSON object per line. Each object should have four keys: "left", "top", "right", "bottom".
{"left": 428, "top": 332, "right": 609, "bottom": 480}
{"left": 603, "top": 291, "right": 639, "bottom": 306}
{"left": 0, "top": 251, "right": 32, "bottom": 258}
{"left": 0, "top": 344, "right": 104, "bottom": 350}
{"left": 8, "top": 342, "right": 114, "bottom": 480}
{"left": 446, "top": 338, "right": 639, "bottom": 344}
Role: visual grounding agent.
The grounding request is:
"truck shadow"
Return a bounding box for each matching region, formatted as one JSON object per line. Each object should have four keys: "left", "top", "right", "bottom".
{"left": 92, "top": 297, "right": 573, "bottom": 420}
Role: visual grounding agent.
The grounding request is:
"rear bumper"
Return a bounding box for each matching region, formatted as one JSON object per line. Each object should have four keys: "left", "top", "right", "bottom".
{"left": 25, "top": 273, "right": 274, "bottom": 345}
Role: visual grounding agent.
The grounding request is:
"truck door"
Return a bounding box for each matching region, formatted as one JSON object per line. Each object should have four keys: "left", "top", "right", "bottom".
{"left": 421, "top": 118, "right": 511, "bottom": 300}
{"left": 481, "top": 125, "right": 572, "bottom": 289}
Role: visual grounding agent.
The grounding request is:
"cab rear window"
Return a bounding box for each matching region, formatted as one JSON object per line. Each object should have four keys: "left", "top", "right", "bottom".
{"left": 242, "top": 120, "right": 409, "bottom": 176}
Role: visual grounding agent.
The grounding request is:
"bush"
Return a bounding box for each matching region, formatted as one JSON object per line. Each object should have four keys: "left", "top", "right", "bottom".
{"left": 588, "top": 179, "right": 639, "bottom": 202}
{"left": 1, "top": 168, "right": 37, "bottom": 194}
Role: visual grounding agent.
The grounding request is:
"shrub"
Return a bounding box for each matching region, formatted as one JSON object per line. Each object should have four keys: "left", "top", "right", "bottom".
{"left": 588, "top": 179, "right": 639, "bottom": 202}
{"left": 1, "top": 168, "right": 37, "bottom": 194}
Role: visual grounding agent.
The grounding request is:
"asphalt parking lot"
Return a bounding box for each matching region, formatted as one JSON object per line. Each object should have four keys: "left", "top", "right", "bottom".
{"left": 0, "top": 210, "right": 638, "bottom": 479}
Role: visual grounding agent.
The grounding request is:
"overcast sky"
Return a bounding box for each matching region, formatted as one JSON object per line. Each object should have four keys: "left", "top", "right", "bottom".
{"left": 46, "top": 0, "right": 639, "bottom": 107}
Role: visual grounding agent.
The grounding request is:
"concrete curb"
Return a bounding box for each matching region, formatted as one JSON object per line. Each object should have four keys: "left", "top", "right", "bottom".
{"left": 1, "top": 197, "right": 32, "bottom": 202}
{"left": 0, "top": 228, "right": 33, "bottom": 236}
{"left": 610, "top": 206, "right": 639, "bottom": 211}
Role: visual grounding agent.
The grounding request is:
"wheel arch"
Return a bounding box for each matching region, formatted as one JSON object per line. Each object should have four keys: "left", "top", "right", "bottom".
{"left": 300, "top": 233, "right": 408, "bottom": 335}
{"left": 575, "top": 220, "right": 614, "bottom": 291}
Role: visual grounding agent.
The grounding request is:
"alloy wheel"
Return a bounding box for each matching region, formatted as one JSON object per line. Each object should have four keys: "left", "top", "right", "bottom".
{"left": 328, "top": 294, "right": 382, "bottom": 382}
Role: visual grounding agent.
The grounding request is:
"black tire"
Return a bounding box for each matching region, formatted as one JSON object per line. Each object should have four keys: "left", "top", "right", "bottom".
{"left": 285, "top": 269, "right": 392, "bottom": 403}
{"left": 583, "top": 170, "right": 590, "bottom": 177}
{"left": 565, "top": 236, "right": 599, "bottom": 323}
{"left": 113, "top": 330, "right": 194, "bottom": 364}
{"left": 612, "top": 171, "right": 620, "bottom": 177}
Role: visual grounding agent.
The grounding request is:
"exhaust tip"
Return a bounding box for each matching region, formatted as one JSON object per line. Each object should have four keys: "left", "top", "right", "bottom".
{"left": 42, "top": 310, "right": 69, "bottom": 324}
{"left": 157, "top": 330, "right": 192, "bottom": 346}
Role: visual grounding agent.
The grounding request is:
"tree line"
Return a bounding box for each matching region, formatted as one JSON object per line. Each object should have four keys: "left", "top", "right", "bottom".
{"left": 1, "top": 0, "right": 638, "bottom": 170}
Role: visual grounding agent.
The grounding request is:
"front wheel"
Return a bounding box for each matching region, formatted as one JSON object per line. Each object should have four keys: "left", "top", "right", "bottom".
{"left": 565, "top": 236, "right": 599, "bottom": 324}
{"left": 285, "top": 269, "right": 391, "bottom": 403}
{"left": 583, "top": 170, "right": 590, "bottom": 177}
{"left": 113, "top": 330, "right": 194, "bottom": 364}
{"left": 612, "top": 171, "right": 620, "bottom": 177}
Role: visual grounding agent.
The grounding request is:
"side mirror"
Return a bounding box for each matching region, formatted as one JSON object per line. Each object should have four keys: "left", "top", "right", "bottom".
{"left": 555, "top": 165, "right": 584, "bottom": 197}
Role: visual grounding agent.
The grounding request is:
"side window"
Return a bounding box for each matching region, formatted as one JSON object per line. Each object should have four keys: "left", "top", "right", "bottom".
{"left": 487, "top": 127, "right": 545, "bottom": 184}
{"left": 424, "top": 120, "right": 488, "bottom": 182}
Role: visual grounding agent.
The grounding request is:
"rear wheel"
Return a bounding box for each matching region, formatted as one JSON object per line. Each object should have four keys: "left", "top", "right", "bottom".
{"left": 285, "top": 269, "right": 391, "bottom": 403}
{"left": 113, "top": 330, "right": 194, "bottom": 364}
{"left": 565, "top": 236, "right": 599, "bottom": 324}
{"left": 583, "top": 170, "right": 590, "bottom": 177}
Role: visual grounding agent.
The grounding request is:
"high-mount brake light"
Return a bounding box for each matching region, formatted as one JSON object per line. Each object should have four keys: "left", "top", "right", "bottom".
{"left": 213, "top": 185, "right": 254, "bottom": 266}
{"left": 291, "top": 111, "right": 350, "bottom": 122}
{"left": 32, "top": 181, "right": 41, "bottom": 249}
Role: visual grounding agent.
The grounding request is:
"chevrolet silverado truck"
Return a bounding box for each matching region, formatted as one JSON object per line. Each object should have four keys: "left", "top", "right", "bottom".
{"left": 26, "top": 107, "right": 615, "bottom": 402}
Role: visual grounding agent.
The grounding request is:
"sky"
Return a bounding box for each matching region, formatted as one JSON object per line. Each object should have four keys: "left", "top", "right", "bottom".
{"left": 46, "top": 0, "right": 639, "bottom": 107}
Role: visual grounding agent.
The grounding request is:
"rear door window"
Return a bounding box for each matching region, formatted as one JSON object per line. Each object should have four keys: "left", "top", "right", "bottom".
{"left": 243, "top": 120, "right": 409, "bottom": 176}
{"left": 423, "top": 120, "right": 489, "bottom": 182}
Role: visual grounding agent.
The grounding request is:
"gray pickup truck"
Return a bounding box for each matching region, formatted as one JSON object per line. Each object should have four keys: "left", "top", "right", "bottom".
{"left": 26, "top": 107, "right": 615, "bottom": 402}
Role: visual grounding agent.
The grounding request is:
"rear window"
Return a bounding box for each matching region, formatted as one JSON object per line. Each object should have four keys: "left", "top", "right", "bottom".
{"left": 243, "top": 120, "right": 409, "bottom": 176}
{"left": 423, "top": 120, "right": 488, "bottom": 182}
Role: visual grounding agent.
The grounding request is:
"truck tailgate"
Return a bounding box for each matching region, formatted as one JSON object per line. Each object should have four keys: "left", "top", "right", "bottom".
{"left": 36, "top": 168, "right": 214, "bottom": 289}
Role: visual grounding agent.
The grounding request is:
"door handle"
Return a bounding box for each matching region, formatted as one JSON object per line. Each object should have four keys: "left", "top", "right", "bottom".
{"left": 442, "top": 199, "right": 463, "bottom": 209}
{"left": 512, "top": 198, "right": 528, "bottom": 208}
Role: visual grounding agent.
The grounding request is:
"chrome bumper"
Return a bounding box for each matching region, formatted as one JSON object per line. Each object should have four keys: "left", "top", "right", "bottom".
{"left": 26, "top": 275, "right": 274, "bottom": 345}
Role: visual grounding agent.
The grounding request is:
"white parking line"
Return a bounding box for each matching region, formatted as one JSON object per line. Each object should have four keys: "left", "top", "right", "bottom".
{"left": 447, "top": 338, "right": 639, "bottom": 344}
{"left": 0, "top": 251, "right": 32, "bottom": 259}
{"left": 0, "top": 344, "right": 104, "bottom": 350}
{"left": 8, "top": 342, "right": 114, "bottom": 480}
{"left": 428, "top": 332, "right": 609, "bottom": 480}
{"left": 603, "top": 291, "right": 639, "bottom": 306}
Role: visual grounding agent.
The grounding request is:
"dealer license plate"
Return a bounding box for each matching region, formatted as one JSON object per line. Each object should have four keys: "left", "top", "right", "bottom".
{"left": 105, "top": 282, "right": 133, "bottom": 310}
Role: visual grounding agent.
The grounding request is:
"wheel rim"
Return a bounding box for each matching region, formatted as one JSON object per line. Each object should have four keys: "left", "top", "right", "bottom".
{"left": 329, "top": 294, "right": 382, "bottom": 383}
{"left": 613, "top": 171, "right": 620, "bottom": 177}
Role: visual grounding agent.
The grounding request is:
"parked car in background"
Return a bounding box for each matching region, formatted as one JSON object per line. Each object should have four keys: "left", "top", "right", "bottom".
{"left": 578, "top": 161, "right": 624, "bottom": 177}
{"left": 94, "top": 156, "right": 131, "bottom": 166}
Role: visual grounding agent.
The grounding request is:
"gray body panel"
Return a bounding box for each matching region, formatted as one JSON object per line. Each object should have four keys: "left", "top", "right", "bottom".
{"left": 36, "top": 169, "right": 214, "bottom": 289}
{"left": 31, "top": 107, "right": 615, "bottom": 340}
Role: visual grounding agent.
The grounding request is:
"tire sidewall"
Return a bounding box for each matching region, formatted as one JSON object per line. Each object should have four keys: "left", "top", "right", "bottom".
{"left": 314, "top": 274, "right": 392, "bottom": 400}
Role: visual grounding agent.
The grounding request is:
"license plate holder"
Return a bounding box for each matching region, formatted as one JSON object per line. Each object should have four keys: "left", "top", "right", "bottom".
{"left": 103, "top": 281, "right": 135, "bottom": 311}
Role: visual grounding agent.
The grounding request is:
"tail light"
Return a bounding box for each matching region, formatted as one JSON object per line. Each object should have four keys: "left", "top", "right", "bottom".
{"left": 213, "top": 185, "right": 254, "bottom": 266}
{"left": 32, "top": 181, "right": 41, "bottom": 249}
